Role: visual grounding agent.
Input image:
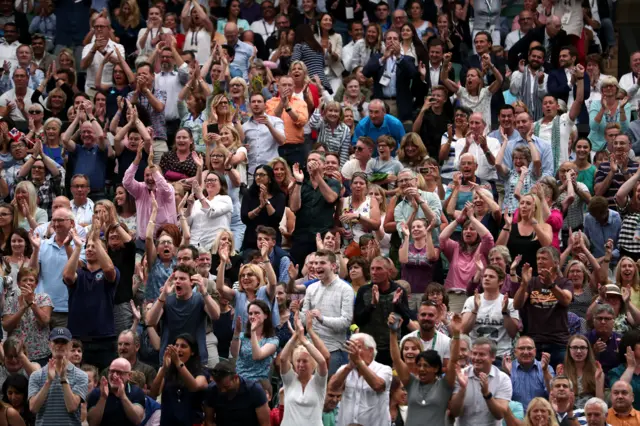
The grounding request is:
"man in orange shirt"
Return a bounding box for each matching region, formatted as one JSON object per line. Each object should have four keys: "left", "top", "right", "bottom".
{"left": 608, "top": 381, "right": 640, "bottom": 426}
{"left": 265, "top": 75, "right": 309, "bottom": 166}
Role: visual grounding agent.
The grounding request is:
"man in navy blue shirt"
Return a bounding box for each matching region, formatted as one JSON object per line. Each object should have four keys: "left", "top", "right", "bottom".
{"left": 87, "top": 358, "right": 145, "bottom": 426}
{"left": 205, "top": 360, "right": 270, "bottom": 426}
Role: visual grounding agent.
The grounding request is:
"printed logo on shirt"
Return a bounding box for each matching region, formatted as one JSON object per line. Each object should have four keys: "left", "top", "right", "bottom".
{"left": 95, "top": 272, "right": 104, "bottom": 281}
{"left": 529, "top": 289, "right": 558, "bottom": 308}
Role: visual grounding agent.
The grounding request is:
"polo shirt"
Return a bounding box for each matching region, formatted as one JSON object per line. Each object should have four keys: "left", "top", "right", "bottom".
{"left": 28, "top": 362, "right": 88, "bottom": 426}
{"left": 160, "top": 292, "right": 208, "bottom": 364}
{"left": 36, "top": 237, "right": 85, "bottom": 313}
{"left": 595, "top": 160, "right": 640, "bottom": 210}
{"left": 352, "top": 115, "right": 405, "bottom": 157}
{"left": 453, "top": 365, "right": 512, "bottom": 426}
{"left": 291, "top": 177, "right": 341, "bottom": 241}
{"left": 510, "top": 359, "right": 555, "bottom": 409}
{"left": 68, "top": 144, "right": 109, "bottom": 193}
{"left": 86, "top": 383, "right": 145, "bottom": 426}
{"left": 68, "top": 267, "right": 120, "bottom": 339}
{"left": 607, "top": 408, "right": 640, "bottom": 426}
{"left": 586, "top": 330, "right": 621, "bottom": 376}
{"left": 204, "top": 377, "right": 268, "bottom": 426}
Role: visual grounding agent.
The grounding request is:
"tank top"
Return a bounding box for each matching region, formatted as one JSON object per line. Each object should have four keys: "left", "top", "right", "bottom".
{"left": 340, "top": 195, "right": 372, "bottom": 242}
{"left": 507, "top": 223, "right": 542, "bottom": 276}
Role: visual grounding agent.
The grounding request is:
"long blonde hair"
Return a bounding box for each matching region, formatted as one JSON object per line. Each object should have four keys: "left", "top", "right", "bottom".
{"left": 517, "top": 193, "right": 544, "bottom": 224}
{"left": 268, "top": 157, "right": 293, "bottom": 191}
{"left": 397, "top": 132, "right": 427, "bottom": 167}
{"left": 117, "top": 0, "right": 141, "bottom": 29}
{"left": 13, "top": 181, "right": 38, "bottom": 228}
{"left": 617, "top": 257, "right": 640, "bottom": 292}
{"left": 219, "top": 124, "right": 242, "bottom": 151}
{"left": 211, "top": 230, "right": 237, "bottom": 256}
{"left": 207, "top": 94, "right": 233, "bottom": 124}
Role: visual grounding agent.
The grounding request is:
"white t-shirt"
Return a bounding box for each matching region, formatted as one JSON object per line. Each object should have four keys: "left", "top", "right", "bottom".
{"left": 461, "top": 293, "right": 519, "bottom": 357}
{"left": 535, "top": 113, "right": 575, "bottom": 165}
{"left": 81, "top": 39, "right": 126, "bottom": 92}
{"left": 401, "top": 330, "right": 451, "bottom": 361}
{"left": 281, "top": 368, "right": 327, "bottom": 426}
{"left": 456, "top": 86, "right": 493, "bottom": 130}
{"left": 341, "top": 158, "right": 367, "bottom": 180}
{"left": 453, "top": 136, "right": 501, "bottom": 181}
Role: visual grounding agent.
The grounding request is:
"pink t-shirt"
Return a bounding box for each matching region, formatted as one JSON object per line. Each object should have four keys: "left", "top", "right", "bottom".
{"left": 440, "top": 232, "right": 495, "bottom": 292}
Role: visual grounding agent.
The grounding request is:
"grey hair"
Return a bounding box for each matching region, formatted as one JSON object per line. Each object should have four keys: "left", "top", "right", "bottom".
{"left": 460, "top": 152, "right": 477, "bottom": 164}
{"left": 473, "top": 337, "right": 497, "bottom": 356}
{"left": 369, "top": 99, "right": 385, "bottom": 110}
{"left": 350, "top": 333, "right": 378, "bottom": 358}
{"left": 488, "top": 245, "right": 512, "bottom": 266}
{"left": 398, "top": 168, "right": 416, "bottom": 178}
{"left": 584, "top": 397, "right": 608, "bottom": 416}
{"left": 593, "top": 303, "right": 615, "bottom": 318}
{"left": 551, "top": 375, "right": 574, "bottom": 392}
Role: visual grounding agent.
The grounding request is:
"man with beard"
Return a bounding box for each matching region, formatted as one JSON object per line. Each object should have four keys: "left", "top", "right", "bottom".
{"left": 508, "top": 16, "right": 569, "bottom": 72}
{"left": 123, "top": 142, "right": 177, "bottom": 251}
{"left": 450, "top": 338, "right": 512, "bottom": 426}
{"left": 146, "top": 264, "right": 220, "bottom": 366}
{"left": 504, "top": 336, "right": 554, "bottom": 409}
{"left": 502, "top": 112, "right": 554, "bottom": 177}
{"left": 401, "top": 301, "right": 451, "bottom": 366}
{"left": 28, "top": 327, "right": 88, "bottom": 425}
{"left": 205, "top": 360, "right": 271, "bottom": 426}
{"left": 152, "top": 42, "right": 188, "bottom": 149}
{"left": 547, "top": 46, "right": 590, "bottom": 125}
{"left": 509, "top": 45, "right": 548, "bottom": 121}
{"left": 608, "top": 381, "right": 640, "bottom": 426}
{"left": 353, "top": 256, "right": 412, "bottom": 365}
{"left": 488, "top": 105, "right": 520, "bottom": 145}
{"left": 30, "top": 208, "right": 84, "bottom": 329}
{"left": 63, "top": 225, "right": 120, "bottom": 371}
{"left": 300, "top": 249, "right": 353, "bottom": 375}
{"left": 87, "top": 358, "right": 145, "bottom": 426}
{"left": 599, "top": 134, "right": 640, "bottom": 210}
{"left": 243, "top": 93, "right": 285, "bottom": 186}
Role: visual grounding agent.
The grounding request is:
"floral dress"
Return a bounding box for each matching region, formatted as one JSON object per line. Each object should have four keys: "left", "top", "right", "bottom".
{"left": 340, "top": 195, "right": 372, "bottom": 243}
{"left": 503, "top": 168, "right": 536, "bottom": 213}
{"left": 5, "top": 293, "right": 53, "bottom": 360}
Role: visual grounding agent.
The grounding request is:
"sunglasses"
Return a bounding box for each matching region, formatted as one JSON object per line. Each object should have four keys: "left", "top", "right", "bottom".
{"left": 28, "top": 110, "right": 41, "bottom": 114}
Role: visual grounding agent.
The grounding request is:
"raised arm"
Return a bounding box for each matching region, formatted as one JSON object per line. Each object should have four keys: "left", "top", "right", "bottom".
{"left": 389, "top": 315, "right": 410, "bottom": 387}
{"left": 215, "top": 245, "right": 237, "bottom": 300}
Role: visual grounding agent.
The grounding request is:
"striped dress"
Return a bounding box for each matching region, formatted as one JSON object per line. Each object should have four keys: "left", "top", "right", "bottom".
{"left": 291, "top": 42, "right": 330, "bottom": 91}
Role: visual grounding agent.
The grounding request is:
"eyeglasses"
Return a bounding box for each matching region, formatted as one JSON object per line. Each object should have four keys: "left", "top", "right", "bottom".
{"left": 32, "top": 165, "right": 45, "bottom": 170}
{"left": 51, "top": 218, "right": 69, "bottom": 223}
{"left": 210, "top": 154, "right": 225, "bottom": 159}
{"left": 569, "top": 346, "right": 589, "bottom": 351}
{"left": 230, "top": 83, "right": 243, "bottom": 88}
{"left": 355, "top": 146, "right": 365, "bottom": 152}
{"left": 254, "top": 172, "right": 268, "bottom": 177}
{"left": 28, "top": 110, "right": 41, "bottom": 114}
{"left": 157, "top": 240, "right": 173, "bottom": 245}
{"left": 594, "top": 316, "right": 614, "bottom": 322}
{"left": 108, "top": 369, "right": 130, "bottom": 376}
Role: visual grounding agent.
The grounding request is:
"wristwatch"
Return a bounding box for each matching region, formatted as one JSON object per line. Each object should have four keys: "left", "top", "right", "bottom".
{"left": 285, "top": 107, "right": 292, "bottom": 112}
{"left": 483, "top": 392, "right": 493, "bottom": 400}
{"left": 60, "top": 380, "right": 68, "bottom": 385}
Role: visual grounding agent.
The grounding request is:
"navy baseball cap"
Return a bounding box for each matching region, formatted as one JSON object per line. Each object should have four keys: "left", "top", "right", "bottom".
{"left": 49, "top": 327, "right": 72, "bottom": 342}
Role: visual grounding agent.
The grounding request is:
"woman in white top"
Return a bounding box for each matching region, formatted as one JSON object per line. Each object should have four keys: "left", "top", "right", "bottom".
{"left": 368, "top": 184, "right": 391, "bottom": 256}
{"left": 280, "top": 312, "right": 328, "bottom": 426}
{"left": 136, "top": 6, "right": 171, "bottom": 55}
{"left": 399, "top": 23, "right": 419, "bottom": 65}
{"left": 350, "top": 24, "right": 384, "bottom": 70}
{"left": 186, "top": 171, "right": 233, "bottom": 250}
{"left": 181, "top": 0, "right": 214, "bottom": 65}
{"left": 441, "top": 51, "right": 503, "bottom": 127}
{"left": 315, "top": 13, "right": 344, "bottom": 94}
{"left": 338, "top": 172, "right": 381, "bottom": 244}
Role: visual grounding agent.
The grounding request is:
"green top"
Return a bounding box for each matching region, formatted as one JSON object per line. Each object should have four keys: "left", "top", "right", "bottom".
{"left": 577, "top": 164, "right": 596, "bottom": 195}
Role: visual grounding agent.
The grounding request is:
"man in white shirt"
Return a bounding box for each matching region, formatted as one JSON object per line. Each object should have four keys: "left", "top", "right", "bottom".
{"left": 401, "top": 301, "right": 451, "bottom": 365}
{"left": 0, "top": 44, "right": 45, "bottom": 93}
{"left": 242, "top": 92, "right": 285, "bottom": 185}
{"left": 329, "top": 333, "right": 392, "bottom": 426}
{"left": 454, "top": 113, "right": 500, "bottom": 183}
{"left": 35, "top": 196, "right": 88, "bottom": 240}
{"left": 80, "top": 16, "right": 125, "bottom": 97}
{"left": 343, "top": 21, "right": 364, "bottom": 73}
{"left": 619, "top": 51, "right": 640, "bottom": 113}
{"left": 301, "top": 249, "right": 354, "bottom": 375}
{"left": 153, "top": 42, "right": 188, "bottom": 148}
{"left": 450, "top": 338, "right": 513, "bottom": 426}
{"left": 505, "top": 10, "right": 534, "bottom": 52}
{"left": 509, "top": 45, "right": 548, "bottom": 121}
{"left": 69, "top": 174, "right": 95, "bottom": 227}
{"left": 249, "top": 0, "right": 277, "bottom": 45}
{"left": 0, "top": 22, "right": 19, "bottom": 69}
{"left": 0, "top": 67, "right": 33, "bottom": 122}
{"left": 535, "top": 65, "right": 585, "bottom": 165}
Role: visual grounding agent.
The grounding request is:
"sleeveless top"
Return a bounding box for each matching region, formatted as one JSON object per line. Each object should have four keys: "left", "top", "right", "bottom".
{"left": 507, "top": 223, "right": 542, "bottom": 276}
{"left": 340, "top": 195, "right": 373, "bottom": 242}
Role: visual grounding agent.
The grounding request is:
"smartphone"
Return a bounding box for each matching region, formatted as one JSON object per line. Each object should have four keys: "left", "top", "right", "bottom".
{"left": 419, "top": 167, "right": 431, "bottom": 175}
{"left": 207, "top": 123, "right": 219, "bottom": 134}
{"left": 428, "top": 97, "right": 436, "bottom": 103}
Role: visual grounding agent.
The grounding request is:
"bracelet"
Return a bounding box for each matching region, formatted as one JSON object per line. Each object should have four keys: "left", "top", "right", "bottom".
{"left": 232, "top": 335, "right": 240, "bottom": 341}
{"left": 501, "top": 311, "right": 509, "bottom": 316}
{"left": 502, "top": 227, "right": 511, "bottom": 231}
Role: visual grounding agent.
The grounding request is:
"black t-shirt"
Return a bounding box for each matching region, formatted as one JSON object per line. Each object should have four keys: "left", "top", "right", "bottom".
{"left": 205, "top": 378, "right": 267, "bottom": 426}
{"left": 523, "top": 276, "right": 573, "bottom": 346}
{"left": 419, "top": 109, "right": 453, "bottom": 160}
{"left": 109, "top": 240, "right": 137, "bottom": 305}
{"left": 117, "top": 149, "right": 149, "bottom": 185}
{"left": 293, "top": 177, "right": 341, "bottom": 240}
{"left": 86, "top": 383, "right": 146, "bottom": 426}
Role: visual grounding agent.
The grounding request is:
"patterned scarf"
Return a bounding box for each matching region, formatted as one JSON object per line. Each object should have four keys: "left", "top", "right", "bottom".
{"left": 534, "top": 115, "right": 561, "bottom": 175}
{"left": 521, "top": 68, "right": 543, "bottom": 121}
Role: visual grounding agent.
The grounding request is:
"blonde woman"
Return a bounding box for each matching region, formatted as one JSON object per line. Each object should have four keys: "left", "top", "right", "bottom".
{"left": 203, "top": 94, "right": 244, "bottom": 145}
{"left": 229, "top": 77, "right": 250, "bottom": 122}
{"left": 496, "top": 193, "right": 552, "bottom": 275}
{"left": 506, "top": 397, "right": 560, "bottom": 426}
{"left": 112, "top": 0, "right": 145, "bottom": 55}
{"left": 13, "top": 181, "right": 47, "bottom": 231}
{"left": 339, "top": 172, "right": 381, "bottom": 244}
{"left": 84, "top": 200, "right": 118, "bottom": 240}
{"left": 210, "top": 230, "right": 243, "bottom": 283}
{"left": 616, "top": 257, "right": 640, "bottom": 309}
{"left": 268, "top": 157, "right": 294, "bottom": 196}
{"left": 368, "top": 183, "right": 391, "bottom": 256}
{"left": 398, "top": 132, "right": 428, "bottom": 171}
{"left": 216, "top": 245, "right": 278, "bottom": 330}
{"left": 136, "top": 6, "right": 171, "bottom": 55}
{"left": 218, "top": 124, "right": 247, "bottom": 185}
{"left": 351, "top": 23, "right": 383, "bottom": 70}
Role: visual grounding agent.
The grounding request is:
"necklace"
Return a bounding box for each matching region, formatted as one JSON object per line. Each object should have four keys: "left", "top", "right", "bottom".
{"left": 417, "top": 380, "right": 436, "bottom": 405}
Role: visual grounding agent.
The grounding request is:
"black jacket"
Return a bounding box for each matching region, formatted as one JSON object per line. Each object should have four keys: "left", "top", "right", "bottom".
{"left": 508, "top": 26, "right": 571, "bottom": 72}
{"left": 363, "top": 53, "right": 417, "bottom": 121}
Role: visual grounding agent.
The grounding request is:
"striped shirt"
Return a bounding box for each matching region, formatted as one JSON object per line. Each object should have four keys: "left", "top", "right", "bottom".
{"left": 594, "top": 160, "right": 640, "bottom": 210}
{"left": 291, "top": 43, "right": 329, "bottom": 91}
{"left": 616, "top": 196, "right": 640, "bottom": 255}
{"left": 308, "top": 109, "right": 352, "bottom": 166}
{"left": 28, "top": 362, "right": 88, "bottom": 426}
